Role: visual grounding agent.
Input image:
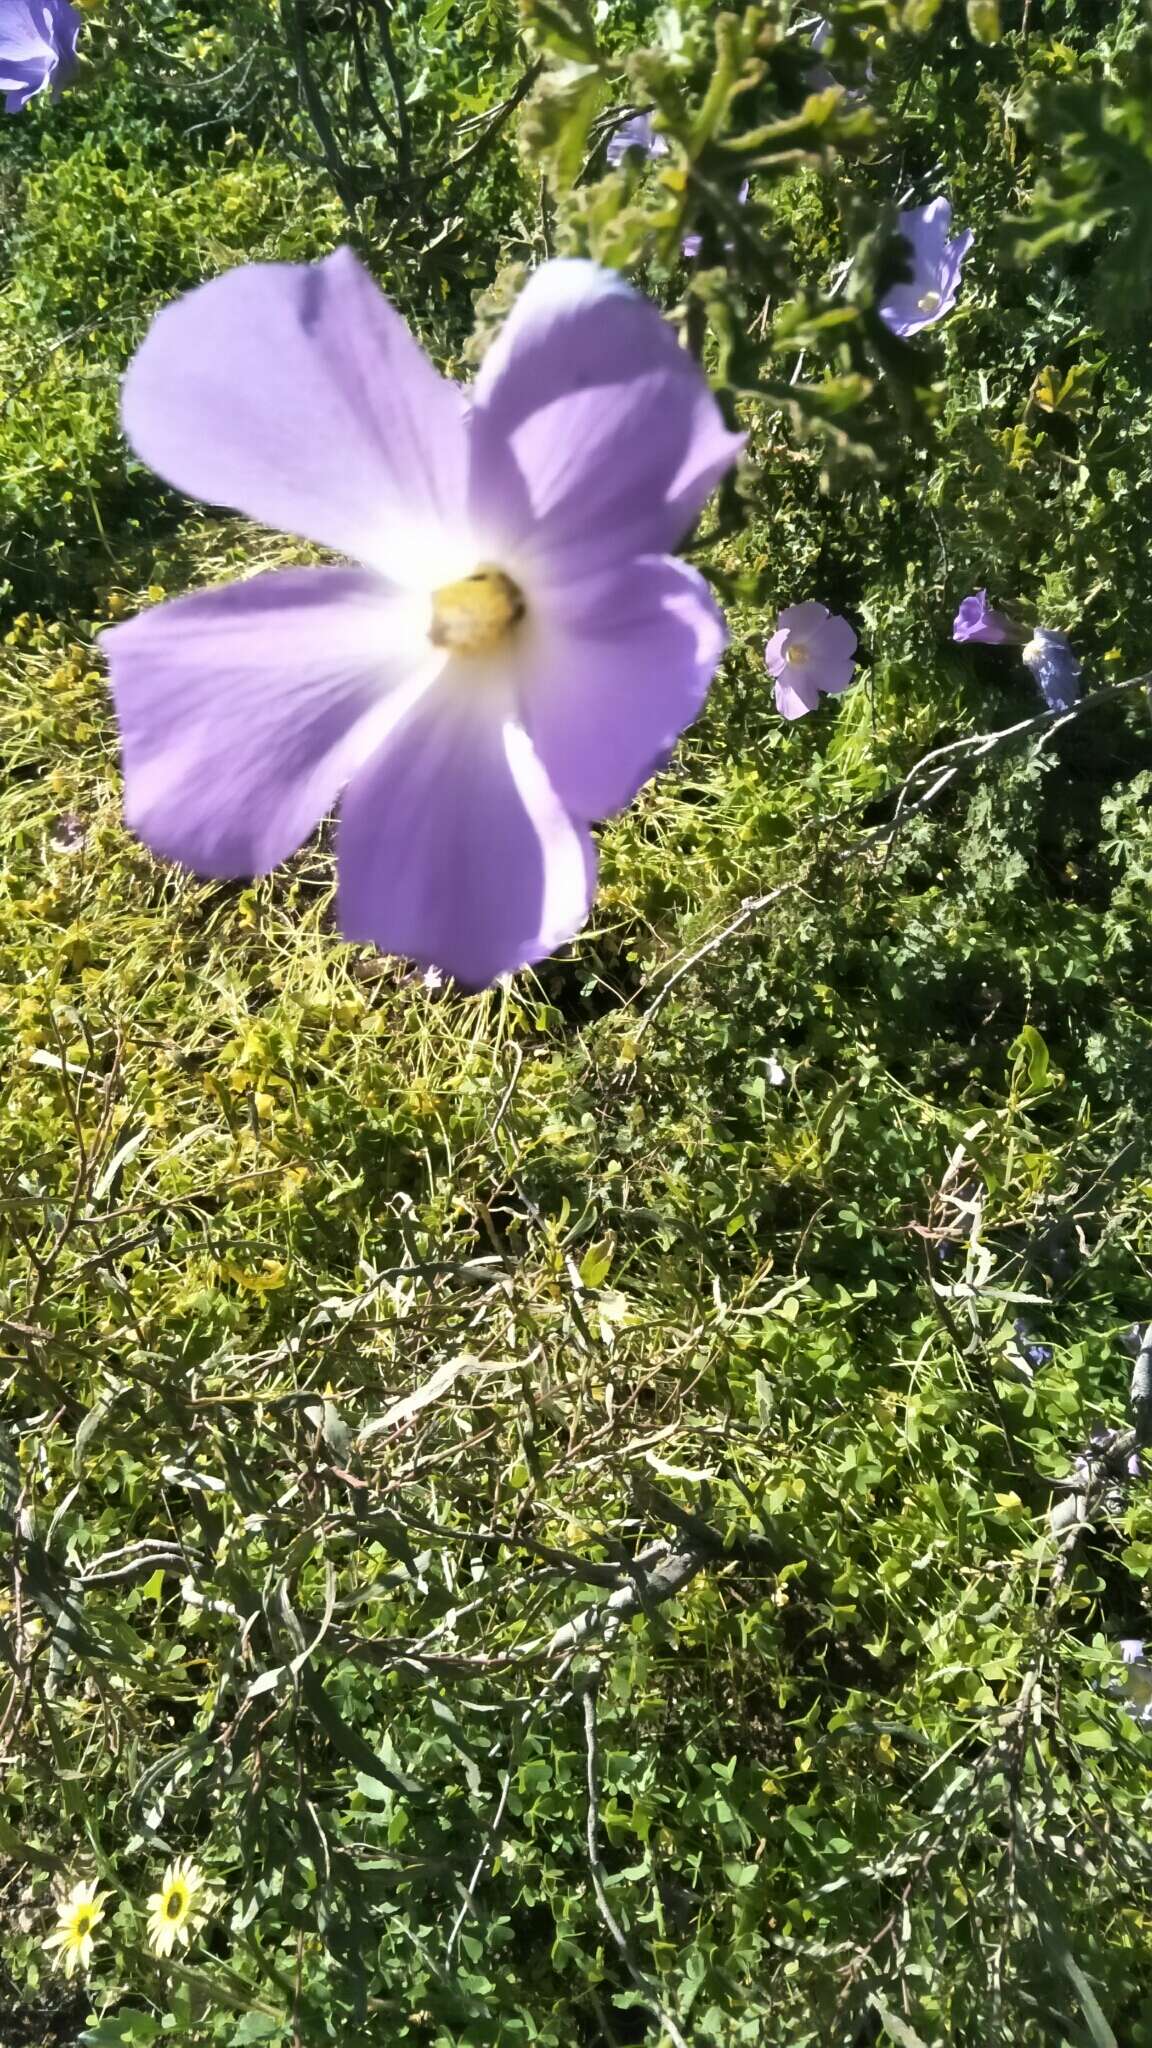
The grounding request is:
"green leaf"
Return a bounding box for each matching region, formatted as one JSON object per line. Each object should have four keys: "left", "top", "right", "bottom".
{"left": 966, "top": 0, "right": 1001, "bottom": 43}
{"left": 1061, "top": 1951, "right": 1119, "bottom": 2048}
{"left": 81, "top": 2018, "right": 161, "bottom": 2047}
{"left": 579, "top": 1235, "right": 614, "bottom": 1288}
{"left": 869, "top": 1997, "right": 932, "bottom": 2048}
{"left": 229, "top": 2018, "right": 288, "bottom": 2046}
{"left": 1010, "top": 1024, "right": 1050, "bottom": 1094}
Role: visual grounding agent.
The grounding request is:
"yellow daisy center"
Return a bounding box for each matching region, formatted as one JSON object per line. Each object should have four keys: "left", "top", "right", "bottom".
{"left": 165, "top": 1885, "right": 187, "bottom": 1919}
{"left": 74, "top": 1910, "right": 93, "bottom": 1937}
{"left": 917, "top": 288, "right": 942, "bottom": 314}
{"left": 430, "top": 566, "right": 525, "bottom": 657}
{"left": 786, "top": 641, "right": 811, "bottom": 666}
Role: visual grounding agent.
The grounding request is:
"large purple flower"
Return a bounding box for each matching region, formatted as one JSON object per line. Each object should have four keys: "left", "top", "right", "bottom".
{"left": 765, "top": 601, "right": 857, "bottom": 720}
{"left": 953, "top": 591, "right": 1028, "bottom": 645}
{"left": 102, "top": 252, "right": 742, "bottom": 987}
{"left": 879, "top": 199, "right": 973, "bottom": 338}
{"left": 0, "top": 0, "right": 80, "bottom": 112}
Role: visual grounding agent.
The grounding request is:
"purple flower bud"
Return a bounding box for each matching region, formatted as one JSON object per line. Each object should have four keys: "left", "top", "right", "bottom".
{"left": 0, "top": 0, "right": 80, "bottom": 112}
{"left": 952, "top": 590, "right": 1028, "bottom": 645}
{"left": 1022, "top": 629, "right": 1082, "bottom": 712}
{"left": 879, "top": 199, "right": 973, "bottom": 338}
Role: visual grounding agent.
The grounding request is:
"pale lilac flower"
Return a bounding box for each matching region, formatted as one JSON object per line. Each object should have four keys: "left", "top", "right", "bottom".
{"left": 952, "top": 591, "right": 1027, "bottom": 645}
{"left": 0, "top": 0, "right": 79, "bottom": 111}
{"left": 102, "top": 252, "right": 741, "bottom": 987}
{"left": 765, "top": 601, "right": 857, "bottom": 720}
{"left": 879, "top": 199, "right": 973, "bottom": 337}
{"left": 1023, "top": 628, "right": 1082, "bottom": 712}
{"left": 606, "top": 111, "right": 668, "bottom": 168}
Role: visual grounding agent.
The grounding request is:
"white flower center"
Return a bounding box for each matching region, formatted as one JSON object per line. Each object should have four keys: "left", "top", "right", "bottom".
{"left": 430, "top": 566, "right": 525, "bottom": 657}
{"left": 786, "top": 641, "right": 810, "bottom": 666}
{"left": 917, "top": 288, "right": 942, "bottom": 314}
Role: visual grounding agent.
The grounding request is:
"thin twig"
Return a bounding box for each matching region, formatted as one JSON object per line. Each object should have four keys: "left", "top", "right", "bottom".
{"left": 445, "top": 1767, "right": 513, "bottom": 1961}
{"left": 350, "top": 0, "right": 398, "bottom": 149}
{"left": 280, "top": 0, "right": 359, "bottom": 210}
{"left": 580, "top": 1675, "right": 692, "bottom": 2048}
{"left": 365, "top": 0, "right": 412, "bottom": 178}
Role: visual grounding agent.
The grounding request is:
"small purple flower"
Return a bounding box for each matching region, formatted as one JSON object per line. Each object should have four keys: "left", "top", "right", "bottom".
{"left": 1023, "top": 629, "right": 1082, "bottom": 712}
{"left": 0, "top": 0, "right": 80, "bottom": 112}
{"left": 606, "top": 111, "right": 669, "bottom": 168}
{"left": 765, "top": 601, "right": 858, "bottom": 720}
{"left": 1120, "top": 1638, "right": 1147, "bottom": 1664}
{"left": 879, "top": 199, "right": 973, "bottom": 338}
{"left": 683, "top": 180, "right": 750, "bottom": 262}
{"left": 101, "top": 253, "right": 742, "bottom": 988}
{"left": 952, "top": 590, "right": 1028, "bottom": 645}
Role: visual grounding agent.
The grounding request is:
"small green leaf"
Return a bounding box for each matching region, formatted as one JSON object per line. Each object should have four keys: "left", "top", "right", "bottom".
{"left": 579, "top": 1235, "right": 614, "bottom": 1288}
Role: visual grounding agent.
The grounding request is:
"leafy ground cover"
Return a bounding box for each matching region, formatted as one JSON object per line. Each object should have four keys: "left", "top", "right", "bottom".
{"left": 5, "top": 1, "right": 1152, "bottom": 2043}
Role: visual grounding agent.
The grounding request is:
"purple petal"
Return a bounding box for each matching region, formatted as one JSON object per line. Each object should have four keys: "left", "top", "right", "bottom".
{"left": 774, "top": 672, "right": 822, "bottom": 720}
{"left": 338, "top": 687, "right": 596, "bottom": 986}
{"left": 522, "top": 557, "right": 727, "bottom": 820}
{"left": 0, "top": 0, "right": 78, "bottom": 105}
{"left": 121, "top": 248, "right": 468, "bottom": 569}
{"left": 606, "top": 112, "right": 667, "bottom": 166}
{"left": 102, "top": 569, "right": 435, "bottom": 878}
{"left": 468, "top": 260, "right": 742, "bottom": 585}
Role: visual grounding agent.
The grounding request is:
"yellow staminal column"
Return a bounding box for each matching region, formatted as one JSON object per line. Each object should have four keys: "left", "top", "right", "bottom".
{"left": 430, "top": 566, "right": 525, "bottom": 657}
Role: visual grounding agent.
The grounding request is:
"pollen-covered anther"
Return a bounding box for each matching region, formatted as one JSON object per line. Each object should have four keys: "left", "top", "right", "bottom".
{"left": 430, "top": 566, "right": 525, "bottom": 656}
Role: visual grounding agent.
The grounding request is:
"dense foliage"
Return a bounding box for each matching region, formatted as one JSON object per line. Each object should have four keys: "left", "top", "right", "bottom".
{"left": 5, "top": 1, "right": 1152, "bottom": 2043}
